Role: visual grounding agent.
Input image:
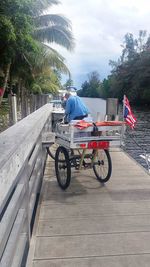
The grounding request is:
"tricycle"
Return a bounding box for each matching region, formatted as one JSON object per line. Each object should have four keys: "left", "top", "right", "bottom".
{"left": 47, "top": 120, "right": 125, "bottom": 190}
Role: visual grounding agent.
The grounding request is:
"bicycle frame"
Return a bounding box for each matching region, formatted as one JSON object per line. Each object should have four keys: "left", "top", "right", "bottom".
{"left": 69, "top": 147, "right": 107, "bottom": 171}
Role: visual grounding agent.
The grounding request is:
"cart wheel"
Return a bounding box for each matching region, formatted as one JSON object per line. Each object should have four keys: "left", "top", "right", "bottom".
{"left": 93, "top": 149, "right": 112, "bottom": 183}
{"left": 46, "top": 143, "right": 59, "bottom": 160}
{"left": 55, "top": 146, "right": 71, "bottom": 190}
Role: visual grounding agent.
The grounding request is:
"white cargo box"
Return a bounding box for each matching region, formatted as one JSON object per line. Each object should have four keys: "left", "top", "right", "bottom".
{"left": 56, "top": 121, "right": 125, "bottom": 149}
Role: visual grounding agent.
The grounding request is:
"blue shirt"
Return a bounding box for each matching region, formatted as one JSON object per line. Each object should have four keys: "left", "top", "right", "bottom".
{"left": 65, "top": 96, "right": 89, "bottom": 122}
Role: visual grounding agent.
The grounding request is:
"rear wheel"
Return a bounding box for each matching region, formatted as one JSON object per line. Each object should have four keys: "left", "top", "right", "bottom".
{"left": 55, "top": 146, "right": 71, "bottom": 190}
{"left": 46, "top": 143, "right": 59, "bottom": 160}
{"left": 93, "top": 149, "right": 112, "bottom": 183}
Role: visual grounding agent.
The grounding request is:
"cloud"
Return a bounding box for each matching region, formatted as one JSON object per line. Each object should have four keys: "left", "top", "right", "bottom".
{"left": 49, "top": 0, "right": 150, "bottom": 87}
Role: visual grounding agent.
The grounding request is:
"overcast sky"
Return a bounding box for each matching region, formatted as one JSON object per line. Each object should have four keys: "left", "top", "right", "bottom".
{"left": 50, "top": 0, "right": 150, "bottom": 88}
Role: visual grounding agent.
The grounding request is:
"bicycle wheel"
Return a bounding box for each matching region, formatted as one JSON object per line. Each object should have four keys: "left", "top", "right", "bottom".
{"left": 46, "top": 143, "right": 59, "bottom": 160}
{"left": 55, "top": 146, "right": 71, "bottom": 190}
{"left": 93, "top": 149, "right": 112, "bottom": 183}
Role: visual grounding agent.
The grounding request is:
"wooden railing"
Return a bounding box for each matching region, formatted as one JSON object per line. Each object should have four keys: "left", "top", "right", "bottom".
{"left": 0, "top": 104, "right": 52, "bottom": 267}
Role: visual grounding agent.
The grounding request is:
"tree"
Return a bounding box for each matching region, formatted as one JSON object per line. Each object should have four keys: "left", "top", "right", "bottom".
{"left": 63, "top": 78, "right": 74, "bottom": 89}
{"left": 31, "top": 67, "right": 61, "bottom": 95}
{"left": 121, "top": 33, "right": 137, "bottom": 62}
{"left": 0, "top": 0, "right": 74, "bottom": 104}
{"left": 107, "top": 31, "right": 150, "bottom": 105}
{"left": 78, "top": 71, "right": 102, "bottom": 98}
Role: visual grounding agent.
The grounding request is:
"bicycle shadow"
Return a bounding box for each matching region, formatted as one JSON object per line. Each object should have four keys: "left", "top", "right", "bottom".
{"left": 41, "top": 159, "right": 105, "bottom": 204}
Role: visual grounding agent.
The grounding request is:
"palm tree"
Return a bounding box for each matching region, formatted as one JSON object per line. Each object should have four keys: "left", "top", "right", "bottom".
{"left": 31, "top": 0, "right": 74, "bottom": 82}
{"left": 34, "top": 14, "right": 74, "bottom": 50}
{"left": 0, "top": 0, "right": 74, "bottom": 104}
{"left": 30, "top": 0, "right": 74, "bottom": 48}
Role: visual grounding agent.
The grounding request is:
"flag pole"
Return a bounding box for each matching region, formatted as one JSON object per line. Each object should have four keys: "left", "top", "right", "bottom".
{"left": 123, "top": 95, "right": 125, "bottom": 122}
{"left": 121, "top": 95, "right": 126, "bottom": 147}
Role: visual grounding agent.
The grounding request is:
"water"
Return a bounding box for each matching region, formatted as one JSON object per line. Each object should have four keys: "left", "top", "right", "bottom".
{"left": 122, "top": 106, "right": 150, "bottom": 170}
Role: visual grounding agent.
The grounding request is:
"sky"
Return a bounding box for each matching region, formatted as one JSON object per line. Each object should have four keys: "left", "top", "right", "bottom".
{"left": 50, "top": 0, "right": 150, "bottom": 88}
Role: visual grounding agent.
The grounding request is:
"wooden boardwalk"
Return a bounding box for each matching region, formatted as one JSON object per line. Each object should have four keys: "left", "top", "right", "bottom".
{"left": 27, "top": 149, "right": 150, "bottom": 267}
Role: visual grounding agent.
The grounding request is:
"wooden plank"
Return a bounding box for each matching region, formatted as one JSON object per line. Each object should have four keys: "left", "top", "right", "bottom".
{"left": 0, "top": 104, "right": 52, "bottom": 214}
{"left": 34, "top": 232, "right": 150, "bottom": 259}
{"left": 37, "top": 214, "right": 150, "bottom": 236}
{"left": 11, "top": 234, "right": 27, "bottom": 267}
{"left": 29, "top": 169, "right": 43, "bottom": 221}
{"left": 0, "top": 209, "right": 25, "bottom": 267}
{"left": 39, "top": 201, "right": 150, "bottom": 220}
{"left": 33, "top": 255, "right": 150, "bottom": 267}
{"left": 0, "top": 184, "right": 24, "bottom": 258}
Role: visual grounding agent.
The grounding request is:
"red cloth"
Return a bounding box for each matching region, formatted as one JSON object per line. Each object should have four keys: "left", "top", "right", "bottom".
{"left": 0, "top": 88, "right": 4, "bottom": 97}
{"left": 74, "top": 120, "right": 92, "bottom": 129}
{"left": 96, "top": 121, "right": 125, "bottom": 126}
{"left": 74, "top": 120, "right": 125, "bottom": 130}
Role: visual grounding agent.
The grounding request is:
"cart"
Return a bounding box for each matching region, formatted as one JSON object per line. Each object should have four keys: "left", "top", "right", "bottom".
{"left": 49, "top": 120, "right": 125, "bottom": 190}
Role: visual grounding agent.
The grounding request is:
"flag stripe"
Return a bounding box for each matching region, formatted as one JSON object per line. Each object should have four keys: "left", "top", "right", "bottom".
{"left": 123, "top": 96, "right": 137, "bottom": 129}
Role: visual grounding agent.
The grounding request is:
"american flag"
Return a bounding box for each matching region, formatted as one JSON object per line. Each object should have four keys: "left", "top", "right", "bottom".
{"left": 123, "top": 95, "right": 137, "bottom": 129}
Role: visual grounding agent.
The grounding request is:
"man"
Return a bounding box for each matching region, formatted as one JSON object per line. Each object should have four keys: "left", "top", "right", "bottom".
{"left": 65, "top": 92, "right": 89, "bottom": 122}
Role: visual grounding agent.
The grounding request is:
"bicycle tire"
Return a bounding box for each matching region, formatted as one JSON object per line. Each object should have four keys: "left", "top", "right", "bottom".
{"left": 46, "top": 143, "right": 59, "bottom": 160}
{"left": 55, "top": 146, "right": 71, "bottom": 190}
{"left": 93, "top": 149, "right": 112, "bottom": 183}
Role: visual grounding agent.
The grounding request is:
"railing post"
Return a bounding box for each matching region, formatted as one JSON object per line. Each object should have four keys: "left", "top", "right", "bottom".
{"left": 8, "top": 94, "right": 18, "bottom": 125}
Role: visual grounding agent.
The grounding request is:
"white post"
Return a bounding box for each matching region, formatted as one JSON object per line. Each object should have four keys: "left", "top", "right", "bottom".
{"left": 12, "top": 95, "right": 18, "bottom": 124}
{"left": 105, "top": 115, "right": 108, "bottom": 121}
{"left": 9, "top": 94, "right": 18, "bottom": 125}
{"left": 96, "top": 112, "right": 101, "bottom": 121}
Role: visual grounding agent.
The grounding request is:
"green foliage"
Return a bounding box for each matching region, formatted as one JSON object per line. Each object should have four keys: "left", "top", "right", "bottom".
{"left": 30, "top": 68, "right": 61, "bottom": 95}
{"left": 0, "top": 0, "right": 74, "bottom": 100}
{"left": 105, "top": 30, "right": 150, "bottom": 105}
{"left": 0, "top": 0, "right": 39, "bottom": 72}
{"left": 78, "top": 71, "right": 103, "bottom": 98}
{"left": 31, "top": 84, "right": 42, "bottom": 94}
{"left": 0, "top": 16, "right": 16, "bottom": 42}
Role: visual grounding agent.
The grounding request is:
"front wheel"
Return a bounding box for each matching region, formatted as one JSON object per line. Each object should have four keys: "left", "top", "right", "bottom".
{"left": 55, "top": 146, "right": 71, "bottom": 190}
{"left": 93, "top": 149, "right": 112, "bottom": 183}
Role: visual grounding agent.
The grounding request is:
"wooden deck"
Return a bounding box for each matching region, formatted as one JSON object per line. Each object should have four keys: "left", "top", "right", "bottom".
{"left": 27, "top": 149, "right": 150, "bottom": 267}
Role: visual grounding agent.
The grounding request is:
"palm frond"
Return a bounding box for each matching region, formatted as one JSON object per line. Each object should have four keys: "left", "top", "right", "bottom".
{"left": 26, "top": 45, "right": 70, "bottom": 75}
{"left": 34, "top": 25, "right": 75, "bottom": 50}
{"left": 34, "top": 14, "right": 72, "bottom": 29}
{"left": 42, "top": 43, "right": 65, "bottom": 60}
{"left": 31, "top": 0, "right": 60, "bottom": 16}
{"left": 44, "top": 56, "right": 70, "bottom": 76}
